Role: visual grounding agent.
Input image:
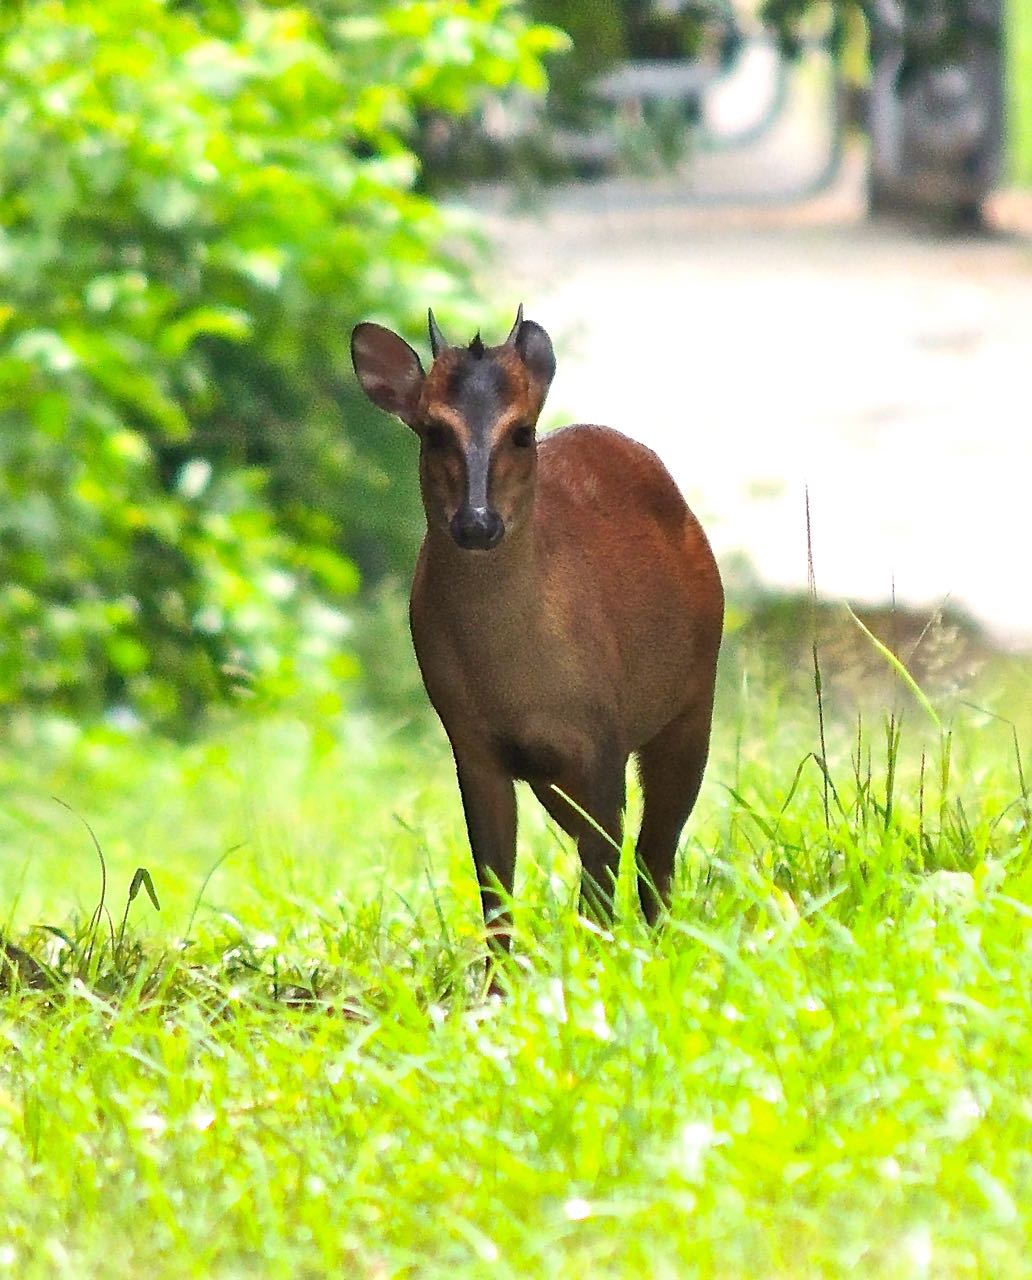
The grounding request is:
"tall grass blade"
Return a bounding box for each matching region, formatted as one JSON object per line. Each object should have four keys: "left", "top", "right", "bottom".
{"left": 53, "top": 797, "right": 112, "bottom": 978}
{"left": 805, "top": 487, "right": 831, "bottom": 835}
{"left": 183, "top": 843, "right": 244, "bottom": 942}
{"left": 844, "top": 604, "right": 942, "bottom": 731}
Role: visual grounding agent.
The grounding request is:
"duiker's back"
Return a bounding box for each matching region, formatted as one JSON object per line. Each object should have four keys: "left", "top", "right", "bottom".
{"left": 532, "top": 424, "right": 723, "bottom": 750}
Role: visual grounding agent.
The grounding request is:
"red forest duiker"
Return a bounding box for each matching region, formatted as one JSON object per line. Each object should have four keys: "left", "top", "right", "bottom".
{"left": 351, "top": 306, "right": 723, "bottom": 959}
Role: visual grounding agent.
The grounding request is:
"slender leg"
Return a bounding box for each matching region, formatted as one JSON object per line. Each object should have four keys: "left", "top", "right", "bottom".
{"left": 454, "top": 753, "right": 518, "bottom": 953}
{"left": 576, "top": 755, "right": 627, "bottom": 923}
{"left": 634, "top": 701, "right": 714, "bottom": 925}
{"left": 529, "top": 781, "right": 581, "bottom": 841}
{"left": 533, "top": 745, "right": 627, "bottom": 924}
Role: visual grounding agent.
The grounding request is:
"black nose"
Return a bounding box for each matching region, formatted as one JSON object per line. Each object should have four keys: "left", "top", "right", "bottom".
{"left": 450, "top": 506, "right": 504, "bottom": 551}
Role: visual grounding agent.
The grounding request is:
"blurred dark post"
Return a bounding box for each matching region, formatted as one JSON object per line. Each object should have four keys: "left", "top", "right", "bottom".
{"left": 868, "top": 0, "right": 1004, "bottom": 226}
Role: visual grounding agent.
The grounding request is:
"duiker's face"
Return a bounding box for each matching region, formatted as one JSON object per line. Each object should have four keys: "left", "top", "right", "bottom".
{"left": 418, "top": 339, "right": 540, "bottom": 549}
{"left": 350, "top": 310, "right": 555, "bottom": 552}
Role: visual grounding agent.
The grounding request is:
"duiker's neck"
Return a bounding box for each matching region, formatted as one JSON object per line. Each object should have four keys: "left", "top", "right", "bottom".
{"left": 422, "top": 518, "right": 539, "bottom": 609}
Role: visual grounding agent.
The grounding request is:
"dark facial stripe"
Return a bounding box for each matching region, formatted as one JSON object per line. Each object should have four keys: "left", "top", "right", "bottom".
{"left": 464, "top": 435, "right": 491, "bottom": 511}
{"left": 446, "top": 354, "right": 510, "bottom": 422}
{"left": 444, "top": 351, "right": 514, "bottom": 514}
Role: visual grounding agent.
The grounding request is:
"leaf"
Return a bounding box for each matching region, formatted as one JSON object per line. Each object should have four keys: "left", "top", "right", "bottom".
{"left": 161, "top": 306, "right": 253, "bottom": 357}
{"left": 127, "top": 867, "right": 161, "bottom": 912}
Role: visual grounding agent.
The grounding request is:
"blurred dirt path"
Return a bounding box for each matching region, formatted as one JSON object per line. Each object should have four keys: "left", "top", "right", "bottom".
{"left": 473, "top": 162, "right": 1032, "bottom": 649}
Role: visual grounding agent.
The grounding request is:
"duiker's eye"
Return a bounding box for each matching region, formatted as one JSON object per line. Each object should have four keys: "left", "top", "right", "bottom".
{"left": 512, "top": 425, "right": 534, "bottom": 449}
{"left": 424, "top": 424, "right": 449, "bottom": 451}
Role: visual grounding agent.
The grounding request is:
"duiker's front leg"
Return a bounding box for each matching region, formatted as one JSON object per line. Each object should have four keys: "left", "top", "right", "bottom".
{"left": 454, "top": 753, "right": 517, "bottom": 953}
{"left": 576, "top": 749, "right": 627, "bottom": 924}
{"left": 532, "top": 744, "right": 627, "bottom": 922}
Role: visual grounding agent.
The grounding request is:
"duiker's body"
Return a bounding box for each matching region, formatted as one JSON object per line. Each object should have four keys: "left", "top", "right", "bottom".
{"left": 352, "top": 308, "right": 722, "bottom": 947}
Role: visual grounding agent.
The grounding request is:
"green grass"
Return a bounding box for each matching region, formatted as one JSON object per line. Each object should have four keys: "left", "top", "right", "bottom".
{"left": 1, "top": 627, "right": 1031, "bottom": 1278}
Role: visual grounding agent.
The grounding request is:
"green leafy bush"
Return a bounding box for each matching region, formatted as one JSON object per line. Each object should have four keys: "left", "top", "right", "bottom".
{"left": 0, "top": 0, "right": 562, "bottom": 726}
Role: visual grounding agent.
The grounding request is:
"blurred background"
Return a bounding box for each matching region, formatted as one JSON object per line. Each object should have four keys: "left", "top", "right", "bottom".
{"left": 0, "top": 0, "right": 1029, "bottom": 743}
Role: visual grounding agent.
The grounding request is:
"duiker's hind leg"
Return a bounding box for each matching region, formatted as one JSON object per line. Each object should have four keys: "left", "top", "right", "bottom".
{"left": 634, "top": 702, "right": 714, "bottom": 925}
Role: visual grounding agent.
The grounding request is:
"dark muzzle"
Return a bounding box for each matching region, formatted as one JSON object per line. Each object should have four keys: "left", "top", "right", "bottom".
{"left": 450, "top": 505, "right": 504, "bottom": 551}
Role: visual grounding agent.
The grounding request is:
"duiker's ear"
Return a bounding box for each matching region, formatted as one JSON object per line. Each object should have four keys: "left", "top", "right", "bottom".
{"left": 513, "top": 319, "right": 556, "bottom": 406}
{"left": 351, "top": 323, "right": 425, "bottom": 427}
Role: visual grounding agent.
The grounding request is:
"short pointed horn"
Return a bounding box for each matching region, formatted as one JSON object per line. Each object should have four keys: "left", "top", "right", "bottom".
{"left": 428, "top": 308, "right": 448, "bottom": 359}
{"left": 505, "top": 303, "right": 524, "bottom": 346}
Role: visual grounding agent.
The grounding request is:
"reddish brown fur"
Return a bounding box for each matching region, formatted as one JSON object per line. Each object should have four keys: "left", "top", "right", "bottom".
{"left": 351, "top": 314, "right": 723, "bottom": 961}
{"left": 411, "top": 423, "right": 722, "bottom": 936}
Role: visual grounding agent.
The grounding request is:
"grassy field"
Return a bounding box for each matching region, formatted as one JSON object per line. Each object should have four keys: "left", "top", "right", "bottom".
{"left": 1, "top": 616, "right": 1030, "bottom": 1278}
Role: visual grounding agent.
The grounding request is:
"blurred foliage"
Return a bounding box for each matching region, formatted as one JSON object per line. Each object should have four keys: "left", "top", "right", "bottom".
{"left": 758, "top": 0, "right": 1001, "bottom": 85}
{"left": 426, "top": 0, "right": 1009, "bottom": 196}
{"left": 521, "top": 0, "right": 722, "bottom": 124}
{"left": 531, "top": 0, "right": 1005, "bottom": 131}
{"left": 1012, "top": 0, "right": 1032, "bottom": 183}
{"left": 525, "top": 0, "right": 626, "bottom": 123}
{"left": 0, "top": 0, "right": 563, "bottom": 728}
{"left": 422, "top": 1, "right": 732, "bottom": 184}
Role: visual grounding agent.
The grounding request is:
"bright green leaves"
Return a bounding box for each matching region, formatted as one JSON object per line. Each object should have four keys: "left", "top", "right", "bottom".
{"left": 0, "top": 0, "right": 560, "bottom": 726}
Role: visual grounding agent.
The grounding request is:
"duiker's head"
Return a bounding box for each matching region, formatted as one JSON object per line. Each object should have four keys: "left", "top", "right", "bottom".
{"left": 351, "top": 306, "right": 555, "bottom": 551}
